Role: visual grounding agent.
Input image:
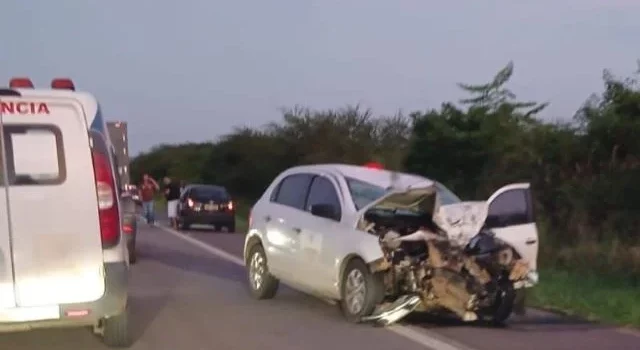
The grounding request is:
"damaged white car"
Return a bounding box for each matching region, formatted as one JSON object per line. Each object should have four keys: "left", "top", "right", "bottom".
{"left": 244, "top": 164, "right": 539, "bottom": 326}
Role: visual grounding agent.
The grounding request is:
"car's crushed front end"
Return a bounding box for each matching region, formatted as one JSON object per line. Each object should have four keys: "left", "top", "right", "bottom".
{"left": 356, "top": 185, "right": 537, "bottom": 326}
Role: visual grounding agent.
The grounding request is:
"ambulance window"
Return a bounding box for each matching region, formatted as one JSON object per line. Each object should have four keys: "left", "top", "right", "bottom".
{"left": 2, "top": 125, "right": 66, "bottom": 186}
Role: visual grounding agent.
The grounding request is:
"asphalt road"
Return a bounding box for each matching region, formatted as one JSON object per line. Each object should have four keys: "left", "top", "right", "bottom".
{"left": 178, "top": 223, "right": 640, "bottom": 350}
{"left": 1, "top": 221, "right": 638, "bottom": 349}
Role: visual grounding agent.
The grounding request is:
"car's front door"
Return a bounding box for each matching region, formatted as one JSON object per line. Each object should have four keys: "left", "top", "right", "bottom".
{"left": 263, "top": 173, "right": 313, "bottom": 281}
{"left": 298, "top": 174, "right": 344, "bottom": 295}
{"left": 484, "top": 183, "right": 539, "bottom": 271}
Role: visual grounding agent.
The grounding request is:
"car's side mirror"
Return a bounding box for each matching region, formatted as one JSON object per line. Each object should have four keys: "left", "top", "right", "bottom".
{"left": 310, "top": 203, "right": 338, "bottom": 221}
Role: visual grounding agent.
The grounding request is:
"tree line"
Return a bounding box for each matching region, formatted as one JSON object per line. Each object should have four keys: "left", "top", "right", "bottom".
{"left": 131, "top": 61, "right": 640, "bottom": 278}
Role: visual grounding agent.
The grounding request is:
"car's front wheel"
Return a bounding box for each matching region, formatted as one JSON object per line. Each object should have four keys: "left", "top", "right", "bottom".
{"left": 339, "top": 258, "right": 384, "bottom": 323}
{"left": 246, "top": 244, "right": 279, "bottom": 299}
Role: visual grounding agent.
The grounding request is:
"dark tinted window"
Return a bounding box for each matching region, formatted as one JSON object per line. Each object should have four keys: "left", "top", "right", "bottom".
{"left": 2, "top": 125, "right": 66, "bottom": 186}
{"left": 485, "top": 189, "right": 531, "bottom": 228}
{"left": 272, "top": 173, "right": 313, "bottom": 209}
{"left": 306, "top": 176, "right": 342, "bottom": 220}
{"left": 191, "top": 186, "right": 229, "bottom": 202}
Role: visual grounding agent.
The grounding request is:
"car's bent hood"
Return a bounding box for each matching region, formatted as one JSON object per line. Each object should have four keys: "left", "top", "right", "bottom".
{"left": 357, "top": 182, "right": 491, "bottom": 246}
{"left": 358, "top": 181, "right": 438, "bottom": 214}
{"left": 434, "top": 201, "right": 488, "bottom": 245}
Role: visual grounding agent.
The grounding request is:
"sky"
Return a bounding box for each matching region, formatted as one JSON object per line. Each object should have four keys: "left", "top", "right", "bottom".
{"left": 1, "top": 0, "right": 639, "bottom": 155}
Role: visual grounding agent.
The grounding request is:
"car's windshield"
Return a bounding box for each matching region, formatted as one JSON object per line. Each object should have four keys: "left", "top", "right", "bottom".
{"left": 346, "top": 177, "right": 462, "bottom": 210}
{"left": 435, "top": 182, "right": 462, "bottom": 205}
{"left": 345, "top": 177, "right": 387, "bottom": 210}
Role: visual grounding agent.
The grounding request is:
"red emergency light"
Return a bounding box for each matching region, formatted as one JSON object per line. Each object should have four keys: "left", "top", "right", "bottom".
{"left": 51, "top": 78, "right": 75, "bottom": 91}
{"left": 9, "top": 77, "right": 34, "bottom": 89}
{"left": 364, "top": 161, "right": 384, "bottom": 170}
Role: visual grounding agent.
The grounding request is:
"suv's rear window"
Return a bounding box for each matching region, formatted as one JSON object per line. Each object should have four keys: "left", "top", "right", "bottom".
{"left": 1, "top": 124, "right": 66, "bottom": 186}
{"left": 191, "top": 186, "right": 229, "bottom": 202}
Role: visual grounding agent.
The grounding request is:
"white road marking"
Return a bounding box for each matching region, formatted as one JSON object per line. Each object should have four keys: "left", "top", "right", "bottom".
{"left": 154, "top": 223, "right": 473, "bottom": 350}
{"left": 616, "top": 327, "right": 640, "bottom": 339}
{"left": 154, "top": 224, "right": 245, "bottom": 266}
{"left": 387, "top": 325, "right": 477, "bottom": 350}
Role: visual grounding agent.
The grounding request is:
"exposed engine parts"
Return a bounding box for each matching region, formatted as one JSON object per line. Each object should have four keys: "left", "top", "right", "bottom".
{"left": 361, "top": 209, "right": 532, "bottom": 326}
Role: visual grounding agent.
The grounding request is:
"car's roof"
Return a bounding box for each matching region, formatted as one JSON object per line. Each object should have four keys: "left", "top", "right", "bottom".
{"left": 185, "top": 184, "right": 228, "bottom": 191}
{"left": 286, "top": 163, "right": 434, "bottom": 189}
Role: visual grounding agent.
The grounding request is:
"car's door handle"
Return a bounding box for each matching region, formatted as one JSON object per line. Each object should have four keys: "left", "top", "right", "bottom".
{"left": 525, "top": 238, "right": 537, "bottom": 245}
{"left": 264, "top": 215, "right": 271, "bottom": 222}
{"left": 292, "top": 227, "right": 302, "bottom": 234}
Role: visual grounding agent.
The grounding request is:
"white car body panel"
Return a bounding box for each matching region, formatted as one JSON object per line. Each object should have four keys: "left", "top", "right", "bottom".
{"left": 244, "top": 164, "right": 540, "bottom": 302}
{"left": 1, "top": 96, "right": 105, "bottom": 306}
{"left": 0, "top": 86, "right": 128, "bottom": 325}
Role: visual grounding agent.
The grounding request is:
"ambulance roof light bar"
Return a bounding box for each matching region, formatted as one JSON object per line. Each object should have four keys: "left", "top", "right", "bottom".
{"left": 51, "top": 78, "right": 75, "bottom": 91}
{"left": 9, "top": 77, "right": 34, "bottom": 89}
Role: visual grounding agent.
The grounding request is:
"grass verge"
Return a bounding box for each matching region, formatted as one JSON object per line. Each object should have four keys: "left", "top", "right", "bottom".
{"left": 529, "top": 268, "right": 640, "bottom": 327}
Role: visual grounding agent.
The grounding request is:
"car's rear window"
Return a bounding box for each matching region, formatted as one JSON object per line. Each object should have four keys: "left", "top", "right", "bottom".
{"left": 191, "top": 186, "right": 229, "bottom": 202}
{"left": 0, "top": 124, "right": 66, "bottom": 186}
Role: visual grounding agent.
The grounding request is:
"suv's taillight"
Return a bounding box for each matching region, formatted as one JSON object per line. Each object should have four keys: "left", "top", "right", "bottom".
{"left": 90, "top": 135, "right": 120, "bottom": 248}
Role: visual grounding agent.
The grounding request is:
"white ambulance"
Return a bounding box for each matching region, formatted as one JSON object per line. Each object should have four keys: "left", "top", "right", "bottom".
{"left": 0, "top": 78, "right": 131, "bottom": 347}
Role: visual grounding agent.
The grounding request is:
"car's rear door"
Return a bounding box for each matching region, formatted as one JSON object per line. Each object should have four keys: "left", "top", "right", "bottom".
{"left": 1, "top": 96, "right": 105, "bottom": 307}
{"left": 0, "top": 97, "right": 16, "bottom": 309}
{"left": 484, "top": 183, "right": 538, "bottom": 271}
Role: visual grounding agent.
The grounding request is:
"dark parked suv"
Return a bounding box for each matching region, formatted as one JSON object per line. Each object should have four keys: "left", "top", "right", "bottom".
{"left": 177, "top": 184, "right": 236, "bottom": 232}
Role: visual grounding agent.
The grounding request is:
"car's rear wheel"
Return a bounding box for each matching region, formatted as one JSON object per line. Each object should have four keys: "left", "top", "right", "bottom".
{"left": 247, "top": 244, "right": 279, "bottom": 299}
{"left": 339, "top": 258, "right": 384, "bottom": 323}
{"left": 128, "top": 245, "right": 137, "bottom": 264}
{"left": 101, "top": 305, "right": 132, "bottom": 348}
{"left": 227, "top": 222, "right": 236, "bottom": 233}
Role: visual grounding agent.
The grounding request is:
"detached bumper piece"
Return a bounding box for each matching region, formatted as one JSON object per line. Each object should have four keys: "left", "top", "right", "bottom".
{"left": 361, "top": 295, "right": 422, "bottom": 326}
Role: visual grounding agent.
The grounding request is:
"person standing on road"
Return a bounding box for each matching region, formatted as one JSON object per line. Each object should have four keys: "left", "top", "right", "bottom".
{"left": 163, "top": 176, "right": 181, "bottom": 229}
{"left": 140, "top": 174, "right": 159, "bottom": 225}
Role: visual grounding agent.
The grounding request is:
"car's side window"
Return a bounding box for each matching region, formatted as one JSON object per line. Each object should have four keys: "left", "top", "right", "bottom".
{"left": 485, "top": 189, "right": 532, "bottom": 228}
{"left": 305, "top": 176, "right": 342, "bottom": 221}
{"left": 272, "top": 173, "right": 313, "bottom": 210}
